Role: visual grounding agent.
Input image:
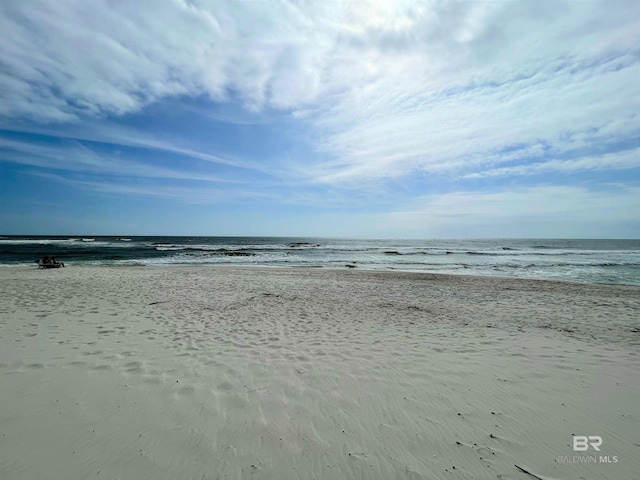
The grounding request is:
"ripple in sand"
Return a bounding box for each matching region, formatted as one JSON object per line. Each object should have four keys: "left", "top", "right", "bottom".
{"left": 82, "top": 350, "right": 103, "bottom": 356}
{"left": 123, "top": 361, "right": 144, "bottom": 374}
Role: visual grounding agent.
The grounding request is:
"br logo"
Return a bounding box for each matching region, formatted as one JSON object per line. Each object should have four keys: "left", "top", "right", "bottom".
{"left": 573, "top": 435, "right": 602, "bottom": 451}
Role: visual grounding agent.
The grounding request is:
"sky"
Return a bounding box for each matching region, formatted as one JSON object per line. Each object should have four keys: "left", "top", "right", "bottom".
{"left": 1, "top": 0, "right": 639, "bottom": 238}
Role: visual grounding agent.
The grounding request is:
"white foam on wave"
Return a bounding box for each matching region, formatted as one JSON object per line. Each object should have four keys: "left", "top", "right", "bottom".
{"left": 0, "top": 238, "right": 81, "bottom": 245}
{"left": 150, "top": 243, "right": 304, "bottom": 252}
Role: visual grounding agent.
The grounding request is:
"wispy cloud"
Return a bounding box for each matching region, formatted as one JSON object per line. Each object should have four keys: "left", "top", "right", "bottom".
{"left": 0, "top": 120, "right": 271, "bottom": 174}
{"left": 1, "top": 0, "right": 639, "bottom": 236}
{"left": 463, "top": 147, "right": 640, "bottom": 179}
{"left": 379, "top": 185, "right": 640, "bottom": 237}
{"left": 0, "top": 0, "right": 334, "bottom": 121}
{"left": 22, "top": 170, "right": 274, "bottom": 205}
{"left": 0, "top": 135, "right": 243, "bottom": 183}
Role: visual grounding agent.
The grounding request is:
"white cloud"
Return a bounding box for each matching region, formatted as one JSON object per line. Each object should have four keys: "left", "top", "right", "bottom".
{"left": 0, "top": 0, "right": 336, "bottom": 121}
{"left": 463, "top": 147, "right": 640, "bottom": 179}
{"left": 304, "top": 1, "right": 640, "bottom": 183}
{"left": 1, "top": 0, "right": 639, "bottom": 187}
{"left": 309, "top": 50, "right": 640, "bottom": 182}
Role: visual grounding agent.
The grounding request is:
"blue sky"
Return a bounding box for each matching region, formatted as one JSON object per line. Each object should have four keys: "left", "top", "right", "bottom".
{"left": 1, "top": 0, "right": 639, "bottom": 238}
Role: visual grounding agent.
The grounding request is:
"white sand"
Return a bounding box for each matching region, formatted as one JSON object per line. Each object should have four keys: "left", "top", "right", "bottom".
{"left": 1, "top": 266, "right": 639, "bottom": 479}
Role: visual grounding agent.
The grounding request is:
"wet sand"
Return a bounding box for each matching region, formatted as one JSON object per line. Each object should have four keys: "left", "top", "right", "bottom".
{"left": 1, "top": 266, "right": 639, "bottom": 479}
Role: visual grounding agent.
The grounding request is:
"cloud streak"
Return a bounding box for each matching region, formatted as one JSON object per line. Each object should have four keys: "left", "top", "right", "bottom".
{"left": 463, "top": 148, "right": 640, "bottom": 179}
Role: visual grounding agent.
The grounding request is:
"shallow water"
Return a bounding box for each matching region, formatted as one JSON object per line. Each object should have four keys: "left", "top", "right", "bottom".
{"left": 1, "top": 236, "right": 639, "bottom": 285}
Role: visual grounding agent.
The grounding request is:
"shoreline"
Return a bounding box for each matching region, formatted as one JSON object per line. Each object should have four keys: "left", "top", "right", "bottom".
{"left": 2, "top": 236, "right": 639, "bottom": 287}
{"left": 8, "top": 262, "right": 640, "bottom": 288}
{"left": 1, "top": 265, "right": 639, "bottom": 479}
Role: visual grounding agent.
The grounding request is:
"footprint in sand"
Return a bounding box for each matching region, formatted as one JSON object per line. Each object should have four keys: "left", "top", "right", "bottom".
{"left": 123, "top": 361, "right": 144, "bottom": 372}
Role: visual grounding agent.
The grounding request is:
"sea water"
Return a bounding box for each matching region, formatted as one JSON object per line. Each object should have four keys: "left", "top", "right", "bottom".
{"left": 1, "top": 236, "right": 639, "bottom": 286}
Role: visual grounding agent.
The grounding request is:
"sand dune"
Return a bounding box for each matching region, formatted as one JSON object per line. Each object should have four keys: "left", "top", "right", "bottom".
{"left": 1, "top": 266, "right": 638, "bottom": 479}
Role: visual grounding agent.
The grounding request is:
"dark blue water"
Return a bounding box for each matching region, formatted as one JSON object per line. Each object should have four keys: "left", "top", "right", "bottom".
{"left": 1, "top": 236, "right": 639, "bottom": 285}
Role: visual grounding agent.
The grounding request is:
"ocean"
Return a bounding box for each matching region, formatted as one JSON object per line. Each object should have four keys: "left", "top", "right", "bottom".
{"left": 1, "top": 236, "right": 639, "bottom": 286}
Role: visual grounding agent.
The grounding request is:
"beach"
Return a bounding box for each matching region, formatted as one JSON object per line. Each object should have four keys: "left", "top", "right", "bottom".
{"left": 1, "top": 266, "right": 638, "bottom": 479}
